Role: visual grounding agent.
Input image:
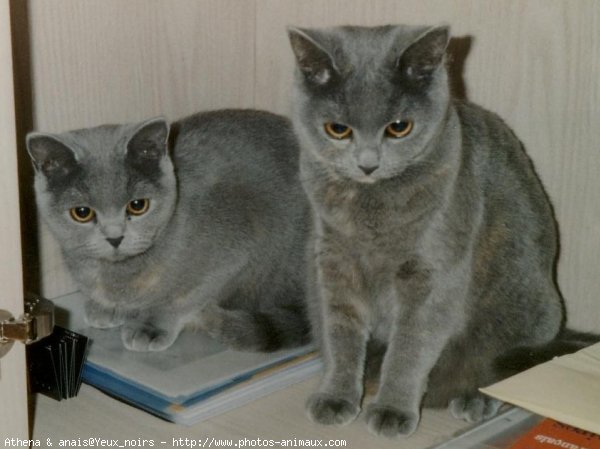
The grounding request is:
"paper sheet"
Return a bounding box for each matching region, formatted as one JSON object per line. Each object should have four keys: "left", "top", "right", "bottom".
{"left": 481, "top": 342, "right": 600, "bottom": 434}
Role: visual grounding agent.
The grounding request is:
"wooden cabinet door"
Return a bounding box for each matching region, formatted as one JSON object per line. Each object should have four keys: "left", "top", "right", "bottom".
{"left": 0, "top": 0, "right": 30, "bottom": 438}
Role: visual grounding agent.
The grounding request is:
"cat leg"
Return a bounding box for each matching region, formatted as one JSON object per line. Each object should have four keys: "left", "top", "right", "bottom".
{"left": 365, "top": 323, "right": 428, "bottom": 437}
{"left": 121, "top": 269, "right": 239, "bottom": 352}
{"left": 366, "top": 267, "right": 463, "bottom": 438}
{"left": 448, "top": 393, "right": 503, "bottom": 423}
{"left": 199, "top": 301, "right": 308, "bottom": 351}
{"left": 84, "top": 299, "right": 125, "bottom": 328}
{"left": 306, "top": 317, "right": 367, "bottom": 426}
{"left": 260, "top": 300, "right": 311, "bottom": 349}
{"left": 426, "top": 341, "right": 506, "bottom": 422}
{"left": 121, "top": 307, "right": 189, "bottom": 352}
{"left": 306, "top": 251, "right": 368, "bottom": 426}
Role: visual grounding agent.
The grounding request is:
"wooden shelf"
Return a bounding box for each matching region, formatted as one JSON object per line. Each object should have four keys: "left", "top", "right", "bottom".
{"left": 32, "top": 376, "right": 471, "bottom": 448}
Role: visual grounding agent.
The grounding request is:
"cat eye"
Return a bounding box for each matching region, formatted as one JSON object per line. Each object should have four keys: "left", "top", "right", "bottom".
{"left": 69, "top": 206, "right": 95, "bottom": 223}
{"left": 127, "top": 199, "right": 150, "bottom": 216}
{"left": 324, "top": 122, "right": 353, "bottom": 140}
{"left": 385, "top": 120, "right": 414, "bottom": 138}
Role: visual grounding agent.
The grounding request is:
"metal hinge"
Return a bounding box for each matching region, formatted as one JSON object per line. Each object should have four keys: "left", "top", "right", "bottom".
{"left": 0, "top": 294, "right": 54, "bottom": 359}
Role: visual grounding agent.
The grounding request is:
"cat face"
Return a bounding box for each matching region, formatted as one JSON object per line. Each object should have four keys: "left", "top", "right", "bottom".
{"left": 289, "top": 25, "right": 451, "bottom": 183}
{"left": 27, "top": 118, "right": 176, "bottom": 262}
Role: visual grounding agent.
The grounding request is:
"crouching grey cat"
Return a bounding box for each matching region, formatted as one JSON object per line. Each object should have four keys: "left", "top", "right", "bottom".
{"left": 26, "top": 109, "right": 310, "bottom": 352}
{"left": 288, "top": 24, "right": 598, "bottom": 437}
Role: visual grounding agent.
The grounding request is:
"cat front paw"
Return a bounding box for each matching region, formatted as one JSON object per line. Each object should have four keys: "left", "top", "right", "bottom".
{"left": 448, "top": 393, "right": 502, "bottom": 423}
{"left": 365, "top": 404, "right": 419, "bottom": 438}
{"left": 306, "top": 393, "right": 360, "bottom": 426}
{"left": 121, "top": 321, "right": 179, "bottom": 352}
{"left": 84, "top": 300, "right": 124, "bottom": 328}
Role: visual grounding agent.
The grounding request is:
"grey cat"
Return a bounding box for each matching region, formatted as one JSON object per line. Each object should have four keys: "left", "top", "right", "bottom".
{"left": 288, "top": 24, "right": 598, "bottom": 437}
{"left": 26, "top": 109, "right": 310, "bottom": 352}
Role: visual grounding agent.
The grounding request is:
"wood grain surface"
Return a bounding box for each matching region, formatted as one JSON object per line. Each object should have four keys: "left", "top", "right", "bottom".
{"left": 20, "top": 0, "right": 600, "bottom": 331}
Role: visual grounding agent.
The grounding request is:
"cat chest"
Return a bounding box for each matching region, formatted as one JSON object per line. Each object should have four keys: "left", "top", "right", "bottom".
{"left": 76, "top": 260, "right": 166, "bottom": 306}
{"left": 339, "top": 254, "right": 431, "bottom": 342}
{"left": 315, "top": 182, "right": 436, "bottom": 243}
{"left": 353, "top": 263, "right": 402, "bottom": 341}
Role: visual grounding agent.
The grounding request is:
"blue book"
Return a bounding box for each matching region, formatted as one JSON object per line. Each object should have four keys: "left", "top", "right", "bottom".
{"left": 53, "top": 292, "right": 321, "bottom": 425}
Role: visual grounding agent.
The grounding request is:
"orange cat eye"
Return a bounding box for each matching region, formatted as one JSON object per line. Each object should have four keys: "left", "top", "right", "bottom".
{"left": 324, "top": 122, "right": 353, "bottom": 140}
{"left": 127, "top": 199, "right": 150, "bottom": 216}
{"left": 69, "top": 206, "right": 95, "bottom": 223}
{"left": 385, "top": 120, "right": 413, "bottom": 138}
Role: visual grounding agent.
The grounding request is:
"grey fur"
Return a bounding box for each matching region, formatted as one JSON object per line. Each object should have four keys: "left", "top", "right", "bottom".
{"left": 27, "top": 109, "right": 310, "bottom": 352}
{"left": 288, "top": 24, "right": 565, "bottom": 437}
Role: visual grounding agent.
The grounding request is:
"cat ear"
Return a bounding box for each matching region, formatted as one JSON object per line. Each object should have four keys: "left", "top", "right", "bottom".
{"left": 26, "top": 132, "right": 78, "bottom": 178}
{"left": 288, "top": 27, "right": 338, "bottom": 86}
{"left": 397, "top": 25, "right": 450, "bottom": 83}
{"left": 126, "top": 118, "right": 169, "bottom": 168}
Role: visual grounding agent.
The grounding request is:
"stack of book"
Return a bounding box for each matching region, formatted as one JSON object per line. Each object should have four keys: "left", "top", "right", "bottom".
{"left": 435, "top": 341, "right": 600, "bottom": 448}
{"left": 51, "top": 292, "right": 321, "bottom": 425}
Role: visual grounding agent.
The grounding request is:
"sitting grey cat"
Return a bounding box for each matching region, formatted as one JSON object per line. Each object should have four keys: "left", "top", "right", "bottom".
{"left": 288, "top": 24, "right": 597, "bottom": 437}
{"left": 26, "top": 109, "right": 310, "bottom": 352}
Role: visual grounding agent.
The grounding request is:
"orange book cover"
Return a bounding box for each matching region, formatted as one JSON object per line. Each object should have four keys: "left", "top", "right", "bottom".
{"left": 509, "top": 418, "right": 600, "bottom": 449}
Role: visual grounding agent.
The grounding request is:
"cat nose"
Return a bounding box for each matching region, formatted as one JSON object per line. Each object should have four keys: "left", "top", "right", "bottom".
{"left": 106, "top": 236, "right": 124, "bottom": 248}
{"left": 359, "top": 164, "right": 378, "bottom": 175}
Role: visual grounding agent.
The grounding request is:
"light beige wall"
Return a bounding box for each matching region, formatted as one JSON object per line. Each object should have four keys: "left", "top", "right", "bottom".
{"left": 23, "top": 0, "right": 600, "bottom": 331}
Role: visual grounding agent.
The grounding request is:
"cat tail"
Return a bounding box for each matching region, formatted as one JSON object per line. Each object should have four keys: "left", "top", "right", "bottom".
{"left": 494, "top": 328, "right": 600, "bottom": 376}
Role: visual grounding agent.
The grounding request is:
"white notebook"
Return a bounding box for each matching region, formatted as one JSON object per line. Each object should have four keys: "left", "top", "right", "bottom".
{"left": 481, "top": 342, "right": 600, "bottom": 435}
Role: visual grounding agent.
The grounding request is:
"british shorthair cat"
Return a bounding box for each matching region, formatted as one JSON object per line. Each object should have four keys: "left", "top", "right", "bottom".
{"left": 288, "top": 24, "right": 597, "bottom": 437}
{"left": 27, "top": 109, "right": 310, "bottom": 353}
